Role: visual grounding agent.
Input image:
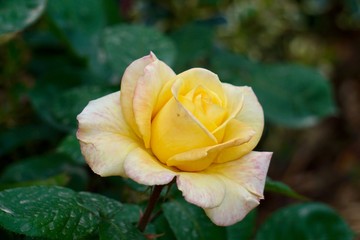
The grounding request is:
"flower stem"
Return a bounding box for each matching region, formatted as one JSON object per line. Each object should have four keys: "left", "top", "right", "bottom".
{"left": 137, "top": 185, "right": 165, "bottom": 232}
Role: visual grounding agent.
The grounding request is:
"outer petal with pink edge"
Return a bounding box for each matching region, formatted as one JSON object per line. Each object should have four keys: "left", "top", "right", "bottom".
{"left": 176, "top": 172, "right": 225, "bottom": 208}
{"left": 120, "top": 53, "right": 157, "bottom": 136}
{"left": 133, "top": 59, "right": 176, "bottom": 148}
{"left": 124, "top": 148, "right": 177, "bottom": 186}
{"left": 204, "top": 151, "right": 272, "bottom": 226}
{"left": 77, "top": 92, "right": 140, "bottom": 177}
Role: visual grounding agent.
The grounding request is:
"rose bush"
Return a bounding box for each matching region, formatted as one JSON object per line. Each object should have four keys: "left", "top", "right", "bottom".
{"left": 77, "top": 52, "right": 272, "bottom": 226}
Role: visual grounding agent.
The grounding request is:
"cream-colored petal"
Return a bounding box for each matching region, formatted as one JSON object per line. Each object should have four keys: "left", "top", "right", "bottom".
{"left": 78, "top": 138, "right": 137, "bottom": 177}
{"left": 204, "top": 151, "right": 272, "bottom": 226}
{"left": 167, "top": 128, "right": 254, "bottom": 171}
{"left": 77, "top": 92, "right": 140, "bottom": 176}
{"left": 120, "top": 53, "right": 157, "bottom": 136}
{"left": 124, "top": 148, "right": 177, "bottom": 186}
{"left": 210, "top": 151, "right": 272, "bottom": 197}
{"left": 176, "top": 172, "right": 225, "bottom": 208}
{"left": 133, "top": 59, "right": 176, "bottom": 148}
{"left": 216, "top": 86, "right": 264, "bottom": 163}
{"left": 151, "top": 97, "right": 217, "bottom": 165}
{"left": 204, "top": 181, "right": 259, "bottom": 226}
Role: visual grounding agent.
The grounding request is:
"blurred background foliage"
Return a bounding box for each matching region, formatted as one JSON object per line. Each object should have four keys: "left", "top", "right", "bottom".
{"left": 0, "top": 0, "right": 359, "bottom": 239}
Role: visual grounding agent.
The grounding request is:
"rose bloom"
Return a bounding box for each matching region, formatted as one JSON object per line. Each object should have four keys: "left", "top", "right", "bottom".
{"left": 77, "top": 52, "right": 272, "bottom": 226}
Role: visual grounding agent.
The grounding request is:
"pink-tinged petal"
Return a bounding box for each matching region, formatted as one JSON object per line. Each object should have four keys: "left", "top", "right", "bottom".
{"left": 77, "top": 92, "right": 140, "bottom": 177}
{"left": 176, "top": 172, "right": 225, "bottom": 208}
{"left": 216, "top": 87, "right": 264, "bottom": 163}
{"left": 124, "top": 148, "right": 177, "bottom": 186}
{"left": 120, "top": 53, "right": 157, "bottom": 136}
{"left": 204, "top": 181, "right": 259, "bottom": 226}
{"left": 78, "top": 139, "right": 137, "bottom": 177}
{"left": 151, "top": 97, "right": 217, "bottom": 165}
{"left": 211, "top": 151, "right": 272, "bottom": 197}
{"left": 133, "top": 59, "right": 176, "bottom": 148}
{"left": 167, "top": 128, "right": 254, "bottom": 171}
{"left": 204, "top": 151, "right": 272, "bottom": 226}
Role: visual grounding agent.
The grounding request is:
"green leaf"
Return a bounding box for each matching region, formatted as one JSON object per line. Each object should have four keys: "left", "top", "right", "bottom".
{"left": 47, "top": 0, "right": 106, "bottom": 36}
{"left": 170, "top": 23, "right": 214, "bottom": 71}
{"left": 252, "top": 64, "right": 336, "bottom": 127}
{"left": 0, "top": 0, "right": 46, "bottom": 35}
{"left": 0, "top": 124, "right": 59, "bottom": 157}
{"left": 99, "top": 220, "right": 145, "bottom": 240}
{"left": 0, "top": 173, "right": 70, "bottom": 191}
{"left": 153, "top": 214, "right": 177, "bottom": 240}
{"left": 46, "top": 0, "right": 113, "bottom": 80}
{"left": 265, "top": 177, "right": 308, "bottom": 200}
{"left": 0, "top": 186, "right": 143, "bottom": 239}
{"left": 211, "top": 50, "right": 336, "bottom": 127}
{"left": 46, "top": 0, "right": 106, "bottom": 56}
{"left": 256, "top": 203, "right": 354, "bottom": 240}
{"left": 226, "top": 210, "right": 257, "bottom": 240}
{"left": 56, "top": 134, "right": 85, "bottom": 165}
{"left": 30, "top": 85, "right": 116, "bottom": 132}
{"left": 162, "top": 198, "right": 226, "bottom": 240}
{"left": 102, "top": 24, "right": 176, "bottom": 76}
{"left": 0, "top": 153, "right": 88, "bottom": 190}
{"left": 99, "top": 204, "right": 145, "bottom": 240}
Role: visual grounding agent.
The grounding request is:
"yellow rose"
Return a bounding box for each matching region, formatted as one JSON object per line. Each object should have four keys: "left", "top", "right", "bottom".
{"left": 77, "top": 52, "right": 272, "bottom": 226}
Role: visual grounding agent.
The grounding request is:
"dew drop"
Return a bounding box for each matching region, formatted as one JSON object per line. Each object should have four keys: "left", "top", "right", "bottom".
{"left": 57, "top": 191, "right": 72, "bottom": 198}
{"left": 70, "top": 211, "right": 76, "bottom": 218}
{"left": 48, "top": 222, "right": 55, "bottom": 231}
{"left": 62, "top": 227, "right": 70, "bottom": 236}
{"left": 0, "top": 206, "right": 14, "bottom": 215}
{"left": 20, "top": 223, "right": 31, "bottom": 232}
{"left": 19, "top": 199, "right": 30, "bottom": 204}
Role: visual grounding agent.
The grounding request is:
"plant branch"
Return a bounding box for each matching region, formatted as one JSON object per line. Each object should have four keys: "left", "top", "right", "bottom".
{"left": 137, "top": 184, "right": 165, "bottom": 232}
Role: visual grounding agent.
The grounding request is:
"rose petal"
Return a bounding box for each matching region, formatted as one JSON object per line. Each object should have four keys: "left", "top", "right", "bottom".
{"left": 120, "top": 52, "right": 157, "bottom": 136}
{"left": 167, "top": 127, "right": 255, "bottom": 171}
{"left": 212, "top": 83, "right": 244, "bottom": 141}
{"left": 216, "top": 87, "right": 264, "bottom": 163}
{"left": 151, "top": 97, "right": 217, "bottom": 165}
{"left": 171, "top": 78, "right": 218, "bottom": 140}
{"left": 235, "top": 87, "right": 264, "bottom": 150}
{"left": 175, "top": 68, "right": 226, "bottom": 104}
{"left": 77, "top": 92, "right": 140, "bottom": 176}
{"left": 204, "top": 151, "right": 272, "bottom": 226}
{"left": 211, "top": 151, "right": 272, "bottom": 197}
{"left": 177, "top": 85, "right": 227, "bottom": 133}
{"left": 133, "top": 59, "right": 176, "bottom": 148}
{"left": 176, "top": 172, "right": 225, "bottom": 208}
{"left": 215, "top": 119, "right": 254, "bottom": 163}
{"left": 204, "top": 181, "right": 259, "bottom": 226}
{"left": 124, "top": 148, "right": 177, "bottom": 185}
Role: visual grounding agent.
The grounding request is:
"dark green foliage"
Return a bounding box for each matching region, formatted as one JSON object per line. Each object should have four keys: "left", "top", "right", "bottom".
{"left": 0, "top": 0, "right": 46, "bottom": 35}
{"left": 102, "top": 24, "right": 176, "bottom": 76}
{"left": 162, "top": 198, "right": 226, "bottom": 240}
{"left": 265, "top": 177, "right": 308, "bottom": 200}
{"left": 0, "top": 186, "right": 144, "bottom": 239}
{"left": 0, "top": 1, "right": 355, "bottom": 239}
{"left": 256, "top": 203, "right": 354, "bottom": 240}
{"left": 211, "top": 50, "right": 336, "bottom": 127}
